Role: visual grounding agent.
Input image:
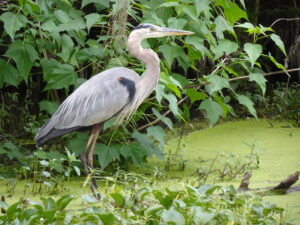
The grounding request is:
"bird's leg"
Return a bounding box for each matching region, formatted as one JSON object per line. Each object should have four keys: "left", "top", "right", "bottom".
{"left": 80, "top": 131, "right": 95, "bottom": 176}
{"left": 87, "top": 123, "right": 102, "bottom": 200}
{"left": 80, "top": 128, "right": 98, "bottom": 199}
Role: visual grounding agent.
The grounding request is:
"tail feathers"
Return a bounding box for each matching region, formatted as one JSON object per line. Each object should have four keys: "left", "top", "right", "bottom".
{"left": 35, "top": 118, "right": 90, "bottom": 146}
{"left": 35, "top": 127, "right": 82, "bottom": 146}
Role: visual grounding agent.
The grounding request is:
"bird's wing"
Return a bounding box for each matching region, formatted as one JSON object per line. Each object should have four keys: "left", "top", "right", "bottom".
{"left": 52, "top": 67, "right": 141, "bottom": 130}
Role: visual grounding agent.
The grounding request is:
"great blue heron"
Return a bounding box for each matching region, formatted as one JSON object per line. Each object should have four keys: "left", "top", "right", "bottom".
{"left": 35, "top": 23, "right": 193, "bottom": 199}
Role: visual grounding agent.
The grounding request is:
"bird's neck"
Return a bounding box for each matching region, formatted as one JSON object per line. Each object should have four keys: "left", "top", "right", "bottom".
{"left": 128, "top": 35, "right": 160, "bottom": 99}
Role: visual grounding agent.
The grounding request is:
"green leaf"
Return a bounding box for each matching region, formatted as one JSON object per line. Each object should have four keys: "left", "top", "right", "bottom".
{"left": 157, "top": 2, "right": 179, "bottom": 8}
{"left": 119, "top": 144, "right": 147, "bottom": 165}
{"left": 0, "top": 12, "right": 28, "bottom": 40}
{"left": 55, "top": 9, "right": 71, "bottom": 23}
{"left": 214, "top": 16, "right": 236, "bottom": 39}
{"left": 205, "top": 74, "right": 229, "bottom": 93}
{"left": 199, "top": 99, "right": 223, "bottom": 127}
{"left": 82, "top": 0, "right": 110, "bottom": 9}
{"left": 194, "top": 0, "right": 211, "bottom": 16}
{"left": 57, "top": 34, "right": 74, "bottom": 63}
{"left": 85, "top": 13, "right": 100, "bottom": 32}
{"left": 249, "top": 72, "right": 267, "bottom": 95}
{"left": 110, "top": 193, "right": 124, "bottom": 207}
{"left": 164, "top": 93, "right": 182, "bottom": 118}
{"left": 168, "top": 17, "right": 187, "bottom": 30}
{"left": 270, "top": 34, "right": 287, "bottom": 56}
{"left": 132, "top": 131, "right": 163, "bottom": 159}
{"left": 39, "top": 100, "right": 59, "bottom": 115}
{"left": 99, "top": 214, "right": 116, "bottom": 225}
{"left": 152, "top": 108, "right": 173, "bottom": 130}
{"left": 94, "top": 144, "right": 120, "bottom": 169}
{"left": 158, "top": 44, "right": 185, "bottom": 68}
{"left": 182, "top": 5, "right": 198, "bottom": 22}
{"left": 161, "top": 209, "right": 185, "bottom": 225}
{"left": 244, "top": 43, "right": 262, "bottom": 68}
{"left": 0, "top": 59, "right": 21, "bottom": 88}
{"left": 235, "top": 22, "right": 254, "bottom": 29}
{"left": 41, "top": 58, "right": 77, "bottom": 90}
{"left": 77, "top": 47, "right": 104, "bottom": 62}
{"left": 160, "top": 72, "right": 182, "bottom": 98}
{"left": 186, "top": 88, "right": 206, "bottom": 104}
{"left": 268, "top": 53, "right": 285, "bottom": 71}
{"left": 236, "top": 95, "right": 257, "bottom": 118}
{"left": 5, "top": 41, "right": 39, "bottom": 82}
{"left": 215, "top": 0, "right": 248, "bottom": 25}
{"left": 55, "top": 194, "right": 74, "bottom": 211}
{"left": 214, "top": 39, "right": 238, "bottom": 60}
{"left": 147, "top": 126, "right": 165, "bottom": 150}
{"left": 191, "top": 206, "right": 215, "bottom": 224}
{"left": 144, "top": 205, "right": 164, "bottom": 217}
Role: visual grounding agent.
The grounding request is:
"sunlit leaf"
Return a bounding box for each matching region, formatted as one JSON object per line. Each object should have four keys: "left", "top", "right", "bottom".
{"left": 244, "top": 43, "right": 262, "bottom": 68}
{"left": 186, "top": 88, "right": 206, "bottom": 104}
{"left": 235, "top": 22, "right": 254, "bottom": 29}
{"left": 42, "top": 171, "right": 50, "bottom": 177}
{"left": 110, "top": 193, "right": 124, "bottom": 207}
{"left": 161, "top": 209, "right": 185, "bottom": 225}
{"left": 270, "top": 34, "right": 287, "bottom": 56}
{"left": 215, "top": 0, "right": 248, "bottom": 25}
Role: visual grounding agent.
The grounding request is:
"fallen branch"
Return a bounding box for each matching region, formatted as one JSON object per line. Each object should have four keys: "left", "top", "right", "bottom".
{"left": 238, "top": 171, "right": 300, "bottom": 194}
{"left": 137, "top": 67, "right": 300, "bottom": 131}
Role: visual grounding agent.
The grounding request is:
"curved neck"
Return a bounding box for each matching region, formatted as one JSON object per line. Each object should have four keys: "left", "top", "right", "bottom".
{"left": 127, "top": 33, "right": 160, "bottom": 97}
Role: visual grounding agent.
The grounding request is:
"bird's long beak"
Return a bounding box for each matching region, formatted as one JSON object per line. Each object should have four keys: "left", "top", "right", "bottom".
{"left": 160, "top": 27, "right": 194, "bottom": 36}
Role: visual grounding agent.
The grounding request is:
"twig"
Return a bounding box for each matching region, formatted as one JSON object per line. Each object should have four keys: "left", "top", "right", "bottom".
{"left": 137, "top": 67, "right": 300, "bottom": 131}
{"left": 270, "top": 17, "right": 300, "bottom": 28}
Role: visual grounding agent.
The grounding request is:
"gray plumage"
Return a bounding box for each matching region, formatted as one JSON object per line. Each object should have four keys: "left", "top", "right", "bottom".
{"left": 35, "top": 68, "right": 141, "bottom": 146}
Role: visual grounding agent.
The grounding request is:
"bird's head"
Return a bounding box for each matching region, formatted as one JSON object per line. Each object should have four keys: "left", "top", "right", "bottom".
{"left": 130, "top": 23, "right": 194, "bottom": 40}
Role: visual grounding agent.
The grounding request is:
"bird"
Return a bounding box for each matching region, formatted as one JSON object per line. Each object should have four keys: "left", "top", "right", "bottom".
{"left": 35, "top": 23, "right": 193, "bottom": 199}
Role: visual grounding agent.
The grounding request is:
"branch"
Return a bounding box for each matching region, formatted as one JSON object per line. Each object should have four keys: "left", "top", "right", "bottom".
{"left": 270, "top": 17, "right": 300, "bottom": 27}
{"left": 137, "top": 67, "right": 300, "bottom": 131}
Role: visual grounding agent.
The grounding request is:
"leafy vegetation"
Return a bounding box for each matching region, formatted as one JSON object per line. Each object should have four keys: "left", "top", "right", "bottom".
{"left": 0, "top": 178, "right": 289, "bottom": 224}
{"left": 0, "top": 0, "right": 297, "bottom": 223}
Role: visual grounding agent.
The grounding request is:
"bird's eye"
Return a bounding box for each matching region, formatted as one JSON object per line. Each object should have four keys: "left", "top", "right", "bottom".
{"left": 149, "top": 27, "right": 155, "bottom": 31}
